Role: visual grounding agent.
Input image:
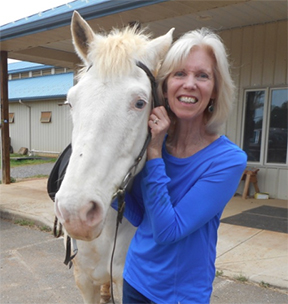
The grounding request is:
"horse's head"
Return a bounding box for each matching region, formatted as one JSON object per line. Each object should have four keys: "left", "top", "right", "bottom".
{"left": 54, "top": 11, "right": 174, "bottom": 241}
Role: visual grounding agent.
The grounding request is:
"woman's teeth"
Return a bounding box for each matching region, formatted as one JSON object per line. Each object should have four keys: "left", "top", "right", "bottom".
{"left": 179, "top": 96, "right": 198, "bottom": 104}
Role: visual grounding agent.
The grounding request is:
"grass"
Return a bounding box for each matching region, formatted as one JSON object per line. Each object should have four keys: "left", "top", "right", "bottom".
{"left": 14, "top": 219, "right": 52, "bottom": 233}
{"left": 215, "top": 270, "right": 223, "bottom": 277}
{"left": 260, "top": 281, "right": 272, "bottom": 288}
{"left": 9, "top": 154, "right": 56, "bottom": 168}
{"left": 235, "top": 274, "right": 248, "bottom": 283}
{"left": 0, "top": 155, "right": 55, "bottom": 183}
{"left": 39, "top": 225, "right": 52, "bottom": 232}
{"left": 14, "top": 219, "right": 35, "bottom": 227}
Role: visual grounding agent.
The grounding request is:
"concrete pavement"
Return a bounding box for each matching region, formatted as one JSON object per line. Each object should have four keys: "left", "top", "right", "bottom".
{"left": 0, "top": 178, "right": 287, "bottom": 292}
{"left": 1, "top": 218, "right": 287, "bottom": 304}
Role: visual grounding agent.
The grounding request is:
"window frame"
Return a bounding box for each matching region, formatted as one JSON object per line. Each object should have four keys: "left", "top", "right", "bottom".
{"left": 241, "top": 86, "right": 287, "bottom": 167}
{"left": 9, "top": 113, "right": 15, "bottom": 123}
{"left": 40, "top": 111, "right": 52, "bottom": 123}
{"left": 265, "top": 87, "right": 288, "bottom": 166}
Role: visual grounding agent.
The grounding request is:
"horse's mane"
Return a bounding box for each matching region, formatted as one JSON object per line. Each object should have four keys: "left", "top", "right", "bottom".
{"left": 77, "top": 26, "right": 152, "bottom": 80}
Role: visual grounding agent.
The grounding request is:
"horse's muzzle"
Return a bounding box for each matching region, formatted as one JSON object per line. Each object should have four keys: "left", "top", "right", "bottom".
{"left": 54, "top": 199, "right": 104, "bottom": 241}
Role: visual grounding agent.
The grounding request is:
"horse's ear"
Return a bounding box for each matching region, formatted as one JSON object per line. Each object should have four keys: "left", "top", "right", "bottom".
{"left": 145, "top": 28, "right": 175, "bottom": 70}
{"left": 71, "top": 11, "right": 95, "bottom": 64}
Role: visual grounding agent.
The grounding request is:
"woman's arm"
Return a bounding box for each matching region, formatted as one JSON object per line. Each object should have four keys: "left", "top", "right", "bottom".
{"left": 141, "top": 151, "right": 247, "bottom": 244}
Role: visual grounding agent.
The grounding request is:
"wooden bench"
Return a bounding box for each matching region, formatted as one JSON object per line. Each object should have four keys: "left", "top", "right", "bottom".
{"left": 241, "top": 168, "right": 260, "bottom": 199}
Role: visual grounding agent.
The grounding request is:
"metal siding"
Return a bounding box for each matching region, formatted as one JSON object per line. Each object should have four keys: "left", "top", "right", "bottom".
{"left": 274, "top": 22, "right": 287, "bottom": 85}
{"left": 251, "top": 25, "right": 265, "bottom": 87}
{"left": 220, "top": 21, "right": 287, "bottom": 199}
{"left": 9, "top": 103, "right": 30, "bottom": 152}
{"left": 262, "top": 22, "right": 278, "bottom": 86}
{"left": 278, "top": 169, "right": 288, "bottom": 200}
{"left": 29, "top": 100, "right": 72, "bottom": 154}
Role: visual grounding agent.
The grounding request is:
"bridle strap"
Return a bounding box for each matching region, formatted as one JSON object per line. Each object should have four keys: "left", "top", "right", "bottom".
{"left": 110, "top": 61, "right": 159, "bottom": 304}
{"left": 111, "top": 61, "right": 159, "bottom": 222}
{"left": 136, "top": 61, "right": 161, "bottom": 108}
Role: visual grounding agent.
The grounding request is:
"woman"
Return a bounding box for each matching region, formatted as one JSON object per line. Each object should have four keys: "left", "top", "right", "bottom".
{"left": 121, "top": 28, "right": 247, "bottom": 303}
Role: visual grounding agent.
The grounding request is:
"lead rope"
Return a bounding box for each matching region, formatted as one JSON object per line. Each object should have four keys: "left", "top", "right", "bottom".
{"left": 110, "top": 61, "right": 160, "bottom": 304}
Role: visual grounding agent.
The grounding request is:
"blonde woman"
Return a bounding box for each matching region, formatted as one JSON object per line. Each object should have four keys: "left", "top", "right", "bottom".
{"left": 121, "top": 28, "right": 247, "bottom": 303}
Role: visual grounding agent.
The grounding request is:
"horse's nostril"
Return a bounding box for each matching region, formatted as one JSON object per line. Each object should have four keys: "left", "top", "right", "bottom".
{"left": 82, "top": 201, "right": 102, "bottom": 227}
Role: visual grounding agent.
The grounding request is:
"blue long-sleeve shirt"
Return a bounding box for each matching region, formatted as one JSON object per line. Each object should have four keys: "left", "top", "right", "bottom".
{"left": 120, "top": 135, "right": 247, "bottom": 303}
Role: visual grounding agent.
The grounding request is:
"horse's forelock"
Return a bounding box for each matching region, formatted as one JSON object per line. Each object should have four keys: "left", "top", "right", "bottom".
{"left": 83, "top": 27, "right": 151, "bottom": 80}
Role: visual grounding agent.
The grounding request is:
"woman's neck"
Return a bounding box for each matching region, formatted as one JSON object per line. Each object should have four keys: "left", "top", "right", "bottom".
{"left": 166, "top": 121, "right": 219, "bottom": 158}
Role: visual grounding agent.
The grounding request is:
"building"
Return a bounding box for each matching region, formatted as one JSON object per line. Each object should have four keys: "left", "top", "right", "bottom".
{"left": 8, "top": 61, "right": 73, "bottom": 156}
{"left": 1, "top": 0, "right": 287, "bottom": 199}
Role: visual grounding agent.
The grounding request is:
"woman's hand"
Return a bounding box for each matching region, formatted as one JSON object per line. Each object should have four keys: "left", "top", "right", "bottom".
{"left": 147, "top": 106, "right": 170, "bottom": 160}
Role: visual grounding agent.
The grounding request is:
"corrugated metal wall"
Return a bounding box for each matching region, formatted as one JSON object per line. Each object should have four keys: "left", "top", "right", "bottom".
{"left": 220, "top": 20, "right": 287, "bottom": 200}
{"left": 9, "top": 99, "right": 72, "bottom": 155}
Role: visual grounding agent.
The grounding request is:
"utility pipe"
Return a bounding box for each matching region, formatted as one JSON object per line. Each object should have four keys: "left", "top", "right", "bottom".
{"left": 19, "top": 99, "right": 32, "bottom": 151}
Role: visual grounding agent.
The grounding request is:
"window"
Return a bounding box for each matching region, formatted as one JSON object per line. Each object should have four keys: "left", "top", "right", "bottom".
{"left": 266, "top": 89, "right": 288, "bottom": 163}
{"left": 9, "top": 113, "right": 15, "bottom": 123}
{"left": 40, "top": 111, "right": 52, "bottom": 123}
{"left": 32, "top": 70, "right": 42, "bottom": 77}
{"left": 242, "top": 88, "right": 287, "bottom": 165}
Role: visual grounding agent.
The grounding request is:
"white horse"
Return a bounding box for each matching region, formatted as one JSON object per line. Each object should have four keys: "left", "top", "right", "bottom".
{"left": 54, "top": 11, "right": 173, "bottom": 304}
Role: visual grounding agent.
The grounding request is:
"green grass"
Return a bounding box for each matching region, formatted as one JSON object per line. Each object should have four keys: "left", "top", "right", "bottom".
{"left": 14, "top": 219, "right": 35, "bottom": 227}
{"left": 9, "top": 154, "right": 56, "bottom": 168}
{"left": 14, "top": 219, "right": 52, "bottom": 233}
{"left": 215, "top": 270, "right": 223, "bottom": 277}
{"left": 260, "top": 281, "right": 272, "bottom": 288}
{"left": 235, "top": 274, "right": 248, "bottom": 283}
{"left": 39, "top": 225, "right": 52, "bottom": 232}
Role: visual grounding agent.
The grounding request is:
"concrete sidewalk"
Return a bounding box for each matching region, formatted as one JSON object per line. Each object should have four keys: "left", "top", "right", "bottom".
{"left": 0, "top": 178, "right": 287, "bottom": 292}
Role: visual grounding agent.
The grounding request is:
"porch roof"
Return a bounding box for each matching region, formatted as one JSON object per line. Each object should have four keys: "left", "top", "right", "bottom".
{"left": 1, "top": 0, "right": 286, "bottom": 68}
{"left": 8, "top": 73, "right": 73, "bottom": 101}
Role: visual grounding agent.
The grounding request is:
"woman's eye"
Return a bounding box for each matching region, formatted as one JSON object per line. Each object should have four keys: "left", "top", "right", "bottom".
{"left": 135, "top": 99, "right": 146, "bottom": 109}
{"left": 174, "top": 71, "right": 185, "bottom": 77}
{"left": 197, "top": 73, "right": 209, "bottom": 80}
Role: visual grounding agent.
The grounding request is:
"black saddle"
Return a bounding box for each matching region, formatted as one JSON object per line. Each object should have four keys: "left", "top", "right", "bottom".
{"left": 47, "top": 144, "right": 72, "bottom": 202}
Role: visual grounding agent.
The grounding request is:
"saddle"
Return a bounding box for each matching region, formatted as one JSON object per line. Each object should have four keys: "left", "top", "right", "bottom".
{"left": 47, "top": 143, "right": 72, "bottom": 202}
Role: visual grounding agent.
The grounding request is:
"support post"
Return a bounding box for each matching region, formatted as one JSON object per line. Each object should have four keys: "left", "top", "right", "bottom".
{"left": 0, "top": 51, "right": 10, "bottom": 184}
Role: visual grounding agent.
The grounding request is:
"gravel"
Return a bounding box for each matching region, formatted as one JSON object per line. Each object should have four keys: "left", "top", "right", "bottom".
{"left": 0, "top": 163, "right": 55, "bottom": 180}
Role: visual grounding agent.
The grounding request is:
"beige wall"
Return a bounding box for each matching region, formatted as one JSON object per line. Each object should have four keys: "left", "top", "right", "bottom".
{"left": 220, "top": 20, "right": 287, "bottom": 200}
{"left": 9, "top": 99, "right": 72, "bottom": 155}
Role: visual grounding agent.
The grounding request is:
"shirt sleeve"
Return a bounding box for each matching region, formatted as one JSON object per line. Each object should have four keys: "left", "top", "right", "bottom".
{"left": 141, "top": 151, "right": 247, "bottom": 245}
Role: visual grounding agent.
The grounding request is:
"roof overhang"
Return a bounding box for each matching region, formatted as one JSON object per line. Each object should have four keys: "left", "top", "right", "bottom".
{"left": 1, "top": 0, "right": 287, "bottom": 68}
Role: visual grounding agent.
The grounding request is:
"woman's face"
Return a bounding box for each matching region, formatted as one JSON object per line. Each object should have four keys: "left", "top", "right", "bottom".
{"left": 165, "top": 46, "right": 216, "bottom": 124}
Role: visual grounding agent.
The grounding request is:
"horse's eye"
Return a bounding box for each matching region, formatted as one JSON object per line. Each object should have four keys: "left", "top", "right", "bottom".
{"left": 135, "top": 99, "right": 146, "bottom": 109}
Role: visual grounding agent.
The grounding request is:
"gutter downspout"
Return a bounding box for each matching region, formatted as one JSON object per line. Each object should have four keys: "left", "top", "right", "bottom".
{"left": 19, "top": 99, "right": 31, "bottom": 151}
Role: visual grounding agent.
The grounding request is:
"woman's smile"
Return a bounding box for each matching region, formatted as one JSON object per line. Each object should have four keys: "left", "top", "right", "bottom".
{"left": 178, "top": 95, "right": 198, "bottom": 104}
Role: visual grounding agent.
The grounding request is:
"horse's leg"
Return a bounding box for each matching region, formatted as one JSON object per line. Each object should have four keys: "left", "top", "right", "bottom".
{"left": 73, "top": 261, "right": 101, "bottom": 304}
{"left": 100, "top": 283, "right": 111, "bottom": 303}
{"left": 113, "top": 278, "right": 123, "bottom": 304}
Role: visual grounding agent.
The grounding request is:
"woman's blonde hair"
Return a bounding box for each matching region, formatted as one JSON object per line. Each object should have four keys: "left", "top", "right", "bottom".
{"left": 157, "top": 28, "right": 235, "bottom": 134}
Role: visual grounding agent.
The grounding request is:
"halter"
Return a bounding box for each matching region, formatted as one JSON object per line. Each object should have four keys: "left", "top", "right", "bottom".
{"left": 47, "top": 60, "right": 160, "bottom": 301}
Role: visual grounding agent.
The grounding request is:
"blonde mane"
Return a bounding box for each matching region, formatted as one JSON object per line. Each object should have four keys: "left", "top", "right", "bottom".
{"left": 78, "top": 26, "right": 151, "bottom": 80}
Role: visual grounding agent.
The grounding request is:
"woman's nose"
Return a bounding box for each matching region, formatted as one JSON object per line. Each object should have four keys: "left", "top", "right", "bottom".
{"left": 183, "top": 75, "right": 196, "bottom": 90}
